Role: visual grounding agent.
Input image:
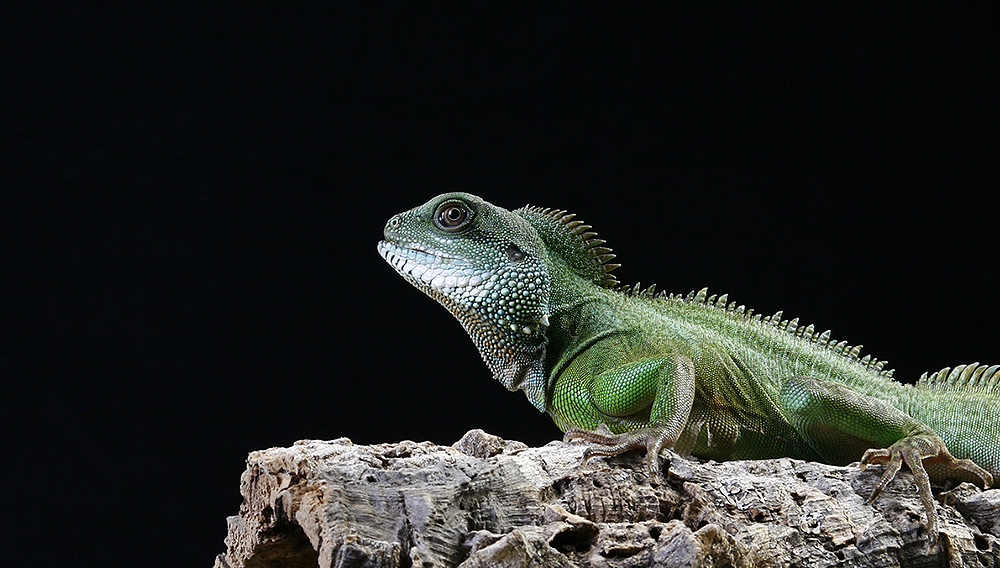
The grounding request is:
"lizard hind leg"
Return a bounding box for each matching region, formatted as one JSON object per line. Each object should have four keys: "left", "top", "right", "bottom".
{"left": 860, "top": 434, "right": 993, "bottom": 547}
{"left": 781, "top": 375, "right": 993, "bottom": 547}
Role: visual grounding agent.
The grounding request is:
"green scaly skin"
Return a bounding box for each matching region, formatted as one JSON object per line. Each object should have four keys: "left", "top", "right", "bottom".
{"left": 379, "top": 192, "right": 998, "bottom": 546}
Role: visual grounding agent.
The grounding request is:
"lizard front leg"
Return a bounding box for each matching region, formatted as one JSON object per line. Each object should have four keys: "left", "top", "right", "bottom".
{"left": 780, "top": 375, "right": 993, "bottom": 547}
{"left": 563, "top": 353, "right": 696, "bottom": 480}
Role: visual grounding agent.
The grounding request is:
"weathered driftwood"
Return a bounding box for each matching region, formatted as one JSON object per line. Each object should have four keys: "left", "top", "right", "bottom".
{"left": 214, "top": 429, "right": 1000, "bottom": 568}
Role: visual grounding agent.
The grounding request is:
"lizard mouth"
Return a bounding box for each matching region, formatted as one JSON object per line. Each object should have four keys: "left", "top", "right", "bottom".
{"left": 378, "top": 240, "right": 487, "bottom": 291}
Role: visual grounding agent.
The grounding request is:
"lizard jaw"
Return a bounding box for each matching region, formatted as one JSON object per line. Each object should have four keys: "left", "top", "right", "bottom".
{"left": 378, "top": 240, "right": 488, "bottom": 292}
{"left": 379, "top": 239, "right": 551, "bottom": 411}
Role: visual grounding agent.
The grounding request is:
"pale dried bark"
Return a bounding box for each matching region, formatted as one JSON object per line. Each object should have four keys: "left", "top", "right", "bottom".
{"left": 214, "top": 429, "right": 1000, "bottom": 568}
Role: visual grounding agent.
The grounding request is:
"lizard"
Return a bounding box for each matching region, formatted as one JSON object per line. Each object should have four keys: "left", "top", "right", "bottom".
{"left": 377, "top": 192, "right": 998, "bottom": 545}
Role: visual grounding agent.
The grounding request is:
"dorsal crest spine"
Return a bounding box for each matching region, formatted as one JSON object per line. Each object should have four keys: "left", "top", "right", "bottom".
{"left": 517, "top": 205, "right": 620, "bottom": 288}
{"left": 658, "top": 286, "right": 896, "bottom": 378}
{"left": 515, "top": 203, "right": 900, "bottom": 379}
{"left": 918, "top": 363, "right": 1000, "bottom": 394}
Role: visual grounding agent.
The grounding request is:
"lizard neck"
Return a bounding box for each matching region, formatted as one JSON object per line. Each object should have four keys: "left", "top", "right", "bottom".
{"left": 542, "top": 263, "right": 627, "bottom": 376}
{"left": 463, "top": 256, "right": 612, "bottom": 413}
{"left": 441, "top": 257, "right": 554, "bottom": 412}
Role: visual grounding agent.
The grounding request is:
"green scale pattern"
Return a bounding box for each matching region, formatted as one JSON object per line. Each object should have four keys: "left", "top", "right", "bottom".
{"left": 380, "top": 192, "right": 999, "bottom": 545}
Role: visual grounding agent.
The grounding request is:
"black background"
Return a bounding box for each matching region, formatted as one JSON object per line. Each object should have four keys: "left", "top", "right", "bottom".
{"left": 6, "top": 4, "right": 998, "bottom": 566}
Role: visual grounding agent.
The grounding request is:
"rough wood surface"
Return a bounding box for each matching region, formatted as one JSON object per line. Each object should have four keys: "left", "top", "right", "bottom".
{"left": 214, "top": 429, "right": 1000, "bottom": 568}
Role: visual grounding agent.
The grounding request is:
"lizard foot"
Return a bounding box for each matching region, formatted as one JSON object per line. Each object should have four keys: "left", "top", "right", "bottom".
{"left": 564, "top": 425, "right": 673, "bottom": 483}
{"left": 860, "top": 434, "right": 993, "bottom": 547}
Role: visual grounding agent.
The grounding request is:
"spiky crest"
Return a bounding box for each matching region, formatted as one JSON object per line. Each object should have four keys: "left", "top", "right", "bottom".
{"left": 517, "top": 205, "right": 620, "bottom": 288}
{"left": 623, "top": 285, "right": 896, "bottom": 378}
{"left": 917, "top": 363, "right": 1000, "bottom": 394}
{"left": 515, "top": 204, "right": 896, "bottom": 377}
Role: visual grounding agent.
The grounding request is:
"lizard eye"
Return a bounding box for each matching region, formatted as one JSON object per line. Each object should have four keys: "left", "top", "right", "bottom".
{"left": 434, "top": 201, "right": 473, "bottom": 231}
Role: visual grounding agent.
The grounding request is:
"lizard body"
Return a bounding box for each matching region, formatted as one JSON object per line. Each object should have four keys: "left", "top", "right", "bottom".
{"left": 378, "top": 192, "right": 997, "bottom": 545}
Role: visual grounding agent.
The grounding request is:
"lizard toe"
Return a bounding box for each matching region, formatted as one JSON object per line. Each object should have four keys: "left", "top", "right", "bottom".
{"left": 949, "top": 458, "right": 993, "bottom": 487}
{"left": 564, "top": 424, "right": 615, "bottom": 444}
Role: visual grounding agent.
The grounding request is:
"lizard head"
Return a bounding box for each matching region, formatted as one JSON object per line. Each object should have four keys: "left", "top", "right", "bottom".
{"left": 378, "top": 192, "right": 552, "bottom": 410}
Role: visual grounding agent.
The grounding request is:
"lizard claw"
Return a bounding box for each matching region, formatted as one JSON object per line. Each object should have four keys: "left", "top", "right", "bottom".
{"left": 860, "top": 434, "right": 993, "bottom": 548}
{"left": 564, "top": 425, "right": 671, "bottom": 483}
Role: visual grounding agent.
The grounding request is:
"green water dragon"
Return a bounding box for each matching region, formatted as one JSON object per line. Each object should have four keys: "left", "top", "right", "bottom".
{"left": 378, "top": 192, "right": 998, "bottom": 544}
